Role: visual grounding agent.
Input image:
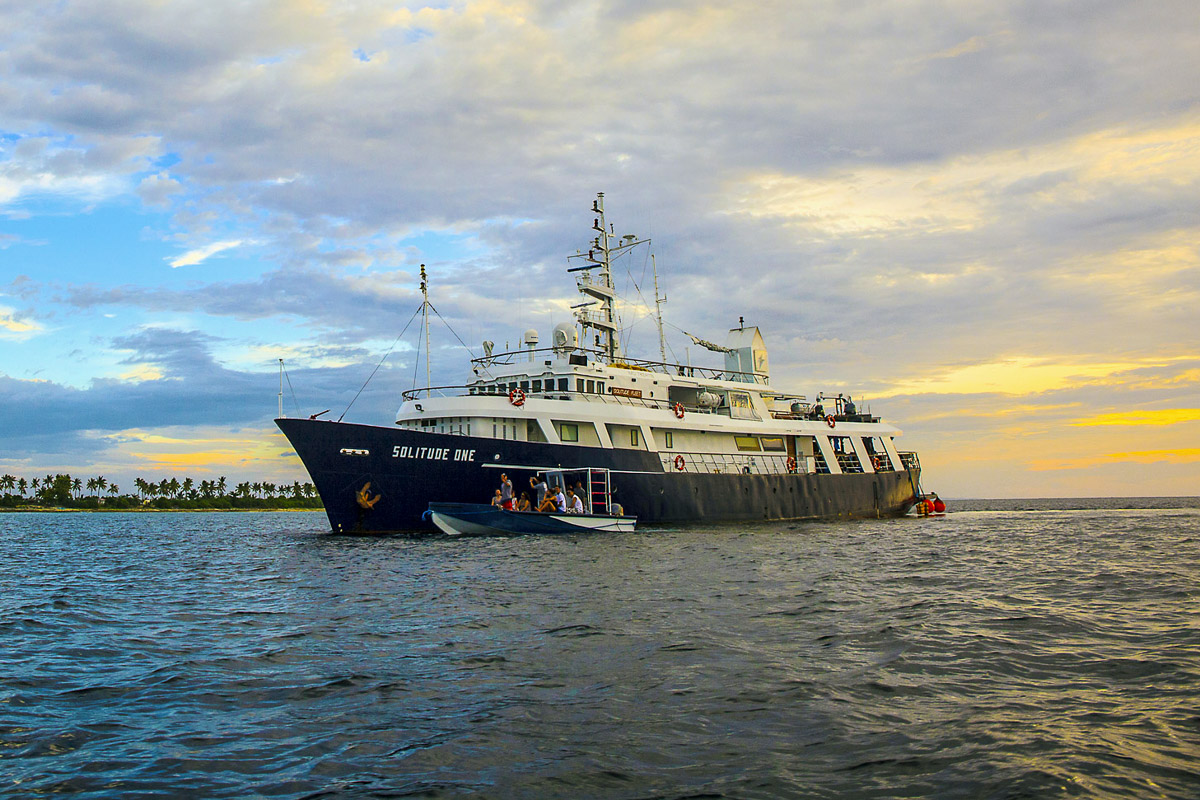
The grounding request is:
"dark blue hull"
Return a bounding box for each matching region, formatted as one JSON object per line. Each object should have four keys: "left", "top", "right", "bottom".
{"left": 276, "top": 418, "right": 921, "bottom": 533}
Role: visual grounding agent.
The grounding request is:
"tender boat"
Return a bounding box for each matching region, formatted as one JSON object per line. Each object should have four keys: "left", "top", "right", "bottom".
{"left": 277, "top": 194, "right": 926, "bottom": 533}
{"left": 425, "top": 504, "right": 636, "bottom": 536}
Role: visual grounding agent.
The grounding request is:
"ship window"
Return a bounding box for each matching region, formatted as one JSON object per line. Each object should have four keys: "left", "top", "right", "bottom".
{"left": 586, "top": 380, "right": 595, "bottom": 393}
{"left": 558, "top": 378, "right": 569, "bottom": 391}
{"left": 729, "top": 391, "right": 756, "bottom": 420}
{"left": 532, "top": 380, "right": 542, "bottom": 393}
{"left": 577, "top": 379, "right": 585, "bottom": 392}
{"left": 560, "top": 423, "right": 579, "bottom": 442}
{"left": 761, "top": 436, "right": 785, "bottom": 452}
{"left": 735, "top": 436, "right": 762, "bottom": 452}
{"left": 631, "top": 428, "right": 640, "bottom": 447}
{"left": 520, "top": 381, "right": 529, "bottom": 391}
{"left": 597, "top": 382, "right": 604, "bottom": 394}
{"left": 664, "top": 431, "right": 674, "bottom": 449}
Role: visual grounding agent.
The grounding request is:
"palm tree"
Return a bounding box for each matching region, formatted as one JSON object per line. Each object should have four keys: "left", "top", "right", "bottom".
{"left": 95, "top": 476, "right": 108, "bottom": 496}
{"left": 72, "top": 477, "right": 83, "bottom": 499}
{"left": 108, "top": 484, "right": 119, "bottom": 498}
{"left": 217, "top": 476, "right": 228, "bottom": 497}
{"left": 30, "top": 477, "right": 40, "bottom": 493}
{"left": 182, "top": 477, "right": 194, "bottom": 499}
{"left": 18, "top": 477, "right": 28, "bottom": 496}
{"left": 1, "top": 474, "right": 16, "bottom": 493}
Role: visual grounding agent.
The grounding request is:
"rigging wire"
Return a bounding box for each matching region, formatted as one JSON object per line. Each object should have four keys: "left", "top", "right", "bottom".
{"left": 338, "top": 304, "right": 423, "bottom": 422}
{"left": 282, "top": 364, "right": 302, "bottom": 417}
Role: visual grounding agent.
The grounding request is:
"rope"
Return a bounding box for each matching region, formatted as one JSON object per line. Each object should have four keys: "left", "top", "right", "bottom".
{"left": 338, "top": 304, "right": 423, "bottom": 422}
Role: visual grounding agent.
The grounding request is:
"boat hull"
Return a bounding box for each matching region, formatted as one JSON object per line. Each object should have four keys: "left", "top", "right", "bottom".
{"left": 427, "top": 503, "right": 637, "bottom": 536}
{"left": 276, "top": 418, "right": 921, "bottom": 533}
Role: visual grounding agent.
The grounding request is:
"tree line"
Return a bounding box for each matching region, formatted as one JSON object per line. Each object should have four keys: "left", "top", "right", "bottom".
{"left": 0, "top": 473, "right": 323, "bottom": 510}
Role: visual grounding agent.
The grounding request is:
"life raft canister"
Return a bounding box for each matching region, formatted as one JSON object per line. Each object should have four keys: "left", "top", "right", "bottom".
{"left": 673, "top": 402, "right": 685, "bottom": 419}
{"left": 825, "top": 414, "right": 836, "bottom": 429}
{"left": 509, "top": 388, "right": 526, "bottom": 407}
{"left": 674, "top": 454, "right": 686, "bottom": 471}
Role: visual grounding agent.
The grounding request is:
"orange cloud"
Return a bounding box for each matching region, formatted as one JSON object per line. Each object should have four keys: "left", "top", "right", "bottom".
{"left": 1070, "top": 409, "right": 1200, "bottom": 427}
{"left": 1030, "top": 448, "right": 1200, "bottom": 471}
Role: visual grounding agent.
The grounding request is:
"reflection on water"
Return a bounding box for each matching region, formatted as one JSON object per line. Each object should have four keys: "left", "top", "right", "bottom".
{"left": 2, "top": 501, "right": 1198, "bottom": 798}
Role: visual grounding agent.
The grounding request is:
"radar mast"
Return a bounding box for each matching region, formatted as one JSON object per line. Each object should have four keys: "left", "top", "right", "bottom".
{"left": 566, "top": 193, "right": 650, "bottom": 363}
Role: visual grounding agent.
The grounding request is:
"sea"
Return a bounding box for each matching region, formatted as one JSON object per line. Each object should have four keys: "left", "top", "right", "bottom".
{"left": 2, "top": 498, "right": 1198, "bottom": 799}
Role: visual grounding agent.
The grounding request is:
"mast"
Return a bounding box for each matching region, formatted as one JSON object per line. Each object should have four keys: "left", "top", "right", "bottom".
{"left": 420, "top": 263, "right": 431, "bottom": 397}
{"left": 566, "top": 193, "right": 650, "bottom": 363}
{"left": 652, "top": 253, "right": 667, "bottom": 363}
{"left": 278, "top": 358, "right": 284, "bottom": 418}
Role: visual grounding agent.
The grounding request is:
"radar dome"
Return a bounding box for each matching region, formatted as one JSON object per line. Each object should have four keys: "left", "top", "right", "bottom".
{"left": 524, "top": 328, "right": 539, "bottom": 345}
{"left": 552, "top": 322, "right": 578, "bottom": 352}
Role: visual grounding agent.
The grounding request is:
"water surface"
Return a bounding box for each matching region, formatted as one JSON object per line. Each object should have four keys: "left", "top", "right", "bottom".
{"left": 3, "top": 500, "right": 1198, "bottom": 798}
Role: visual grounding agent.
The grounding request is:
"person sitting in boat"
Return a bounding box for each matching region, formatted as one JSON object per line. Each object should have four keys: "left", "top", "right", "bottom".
{"left": 610, "top": 501, "right": 624, "bottom": 517}
{"left": 573, "top": 481, "right": 590, "bottom": 513}
{"left": 515, "top": 492, "right": 532, "bottom": 512}
{"left": 553, "top": 484, "right": 567, "bottom": 512}
{"left": 530, "top": 476, "right": 548, "bottom": 508}
{"left": 490, "top": 489, "right": 504, "bottom": 509}
{"left": 536, "top": 493, "right": 557, "bottom": 512}
{"left": 566, "top": 488, "right": 585, "bottom": 514}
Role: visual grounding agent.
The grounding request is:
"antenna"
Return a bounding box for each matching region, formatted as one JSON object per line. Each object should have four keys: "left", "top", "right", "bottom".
{"left": 652, "top": 253, "right": 667, "bottom": 363}
{"left": 420, "top": 264, "right": 431, "bottom": 397}
{"left": 278, "top": 358, "right": 284, "bottom": 418}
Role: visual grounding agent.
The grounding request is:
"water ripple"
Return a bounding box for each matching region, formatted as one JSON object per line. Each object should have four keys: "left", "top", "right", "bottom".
{"left": 1, "top": 504, "right": 1199, "bottom": 798}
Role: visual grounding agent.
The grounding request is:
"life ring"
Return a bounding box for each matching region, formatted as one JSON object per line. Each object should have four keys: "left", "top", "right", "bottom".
{"left": 786, "top": 456, "right": 797, "bottom": 472}
{"left": 825, "top": 414, "right": 836, "bottom": 429}
{"left": 509, "top": 388, "right": 526, "bottom": 406}
{"left": 674, "top": 454, "right": 686, "bottom": 471}
{"left": 673, "top": 402, "right": 685, "bottom": 419}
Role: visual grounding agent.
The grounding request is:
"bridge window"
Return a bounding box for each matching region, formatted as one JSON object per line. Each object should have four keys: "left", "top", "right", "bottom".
{"left": 560, "top": 423, "right": 579, "bottom": 442}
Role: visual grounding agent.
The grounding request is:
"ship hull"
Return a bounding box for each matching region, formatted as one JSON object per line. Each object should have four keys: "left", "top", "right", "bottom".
{"left": 278, "top": 418, "right": 921, "bottom": 534}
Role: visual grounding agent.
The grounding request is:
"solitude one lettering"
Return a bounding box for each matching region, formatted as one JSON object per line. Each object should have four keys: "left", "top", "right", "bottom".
{"left": 391, "top": 446, "right": 476, "bottom": 462}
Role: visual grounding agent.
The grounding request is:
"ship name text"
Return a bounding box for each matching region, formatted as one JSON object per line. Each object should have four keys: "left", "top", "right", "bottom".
{"left": 392, "top": 446, "right": 476, "bottom": 462}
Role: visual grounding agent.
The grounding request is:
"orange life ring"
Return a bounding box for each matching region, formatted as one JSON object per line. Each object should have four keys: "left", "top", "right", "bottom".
{"left": 509, "top": 388, "right": 526, "bottom": 406}
{"left": 786, "top": 456, "right": 797, "bottom": 472}
{"left": 674, "top": 454, "right": 686, "bottom": 471}
{"left": 673, "top": 402, "right": 685, "bottom": 419}
{"left": 825, "top": 414, "right": 836, "bottom": 428}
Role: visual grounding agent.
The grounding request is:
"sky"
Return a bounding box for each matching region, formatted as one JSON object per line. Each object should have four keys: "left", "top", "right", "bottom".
{"left": 1, "top": 0, "right": 1198, "bottom": 498}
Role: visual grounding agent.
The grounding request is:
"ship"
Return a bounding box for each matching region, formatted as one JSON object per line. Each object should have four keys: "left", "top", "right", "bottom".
{"left": 276, "top": 193, "right": 924, "bottom": 533}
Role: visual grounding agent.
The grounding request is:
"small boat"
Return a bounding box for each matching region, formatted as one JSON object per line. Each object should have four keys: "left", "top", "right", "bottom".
{"left": 426, "top": 466, "right": 636, "bottom": 536}
{"left": 425, "top": 502, "right": 637, "bottom": 536}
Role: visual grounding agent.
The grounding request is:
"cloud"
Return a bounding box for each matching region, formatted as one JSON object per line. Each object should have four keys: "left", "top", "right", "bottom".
{"left": 168, "top": 239, "right": 245, "bottom": 267}
{"left": 2, "top": 1, "right": 1200, "bottom": 497}
{"left": 0, "top": 305, "right": 42, "bottom": 338}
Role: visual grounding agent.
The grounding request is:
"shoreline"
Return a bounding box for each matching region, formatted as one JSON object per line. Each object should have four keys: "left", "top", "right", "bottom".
{"left": 0, "top": 507, "right": 324, "bottom": 514}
